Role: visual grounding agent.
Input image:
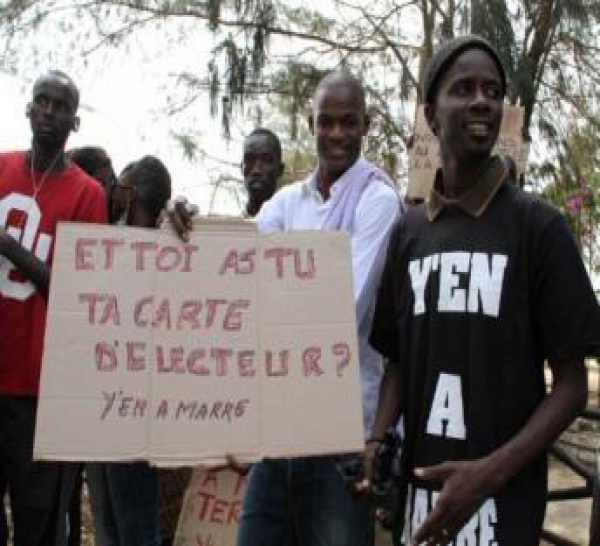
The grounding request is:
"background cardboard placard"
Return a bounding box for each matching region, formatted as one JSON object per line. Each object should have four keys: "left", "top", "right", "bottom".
{"left": 34, "top": 219, "right": 363, "bottom": 465}
{"left": 407, "top": 104, "right": 530, "bottom": 199}
{"left": 174, "top": 468, "right": 245, "bottom": 546}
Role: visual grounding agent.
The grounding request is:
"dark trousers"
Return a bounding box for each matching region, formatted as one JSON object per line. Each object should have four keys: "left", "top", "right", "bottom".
{"left": 1, "top": 469, "right": 7, "bottom": 546}
{"left": 0, "top": 395, "right": 63, "bottom": 546}
{"left": 238, "top": 457, "right": 374, "bottom": 546}
{"left": 55, "top": 463, "right": 84, "bottom": 546}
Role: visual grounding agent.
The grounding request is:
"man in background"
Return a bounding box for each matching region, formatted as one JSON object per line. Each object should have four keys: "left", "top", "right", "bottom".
{"left": 242, "top": 128, "right": 284, "bottom": 218}
{"left": 167, "top": 126, "right": 284, "bottom": 240}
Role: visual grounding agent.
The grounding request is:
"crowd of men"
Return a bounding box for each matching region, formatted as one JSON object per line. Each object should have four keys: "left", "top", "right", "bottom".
{"left": 0, "top": 34, "right": 599, "bottom": 546}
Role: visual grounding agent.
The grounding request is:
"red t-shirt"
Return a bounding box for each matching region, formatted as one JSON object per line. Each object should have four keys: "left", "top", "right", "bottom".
{"left": 0, "top": 151, "right": 107, "bottom": 395}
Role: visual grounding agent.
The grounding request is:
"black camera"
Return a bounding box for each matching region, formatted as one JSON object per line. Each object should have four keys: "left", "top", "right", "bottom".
{"left": 336, "top": 428, "right": 402, "bottom": 505}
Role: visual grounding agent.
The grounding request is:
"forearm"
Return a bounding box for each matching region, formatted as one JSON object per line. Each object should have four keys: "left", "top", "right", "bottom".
{"left": 1, "top": 239, "right": 50, "bottom": 298}
{"left": 370, "top": 363, "right": 403, "bottom": 440}
{"left": 485, "top": 360, "right": 587, "bottom": 491}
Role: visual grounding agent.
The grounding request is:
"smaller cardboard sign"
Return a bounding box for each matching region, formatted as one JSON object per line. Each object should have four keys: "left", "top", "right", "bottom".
{"left": 174, "top": 468, "right": 247, "bottom": 546}
{"left": 407, "top": 105, "right": 530, "bottom": 199}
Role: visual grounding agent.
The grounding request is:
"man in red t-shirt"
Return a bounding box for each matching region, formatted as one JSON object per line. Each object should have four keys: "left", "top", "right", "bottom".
{"left": 0, "top": 71, "right": 106, "bottom": 545}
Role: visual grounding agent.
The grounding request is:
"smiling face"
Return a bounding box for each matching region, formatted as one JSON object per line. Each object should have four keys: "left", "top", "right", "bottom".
{"left": 29, "top": 74, "right": 79, "bottom": 151}
{"left": 310, "top": 77, "right": 369, "bottom": 185}
{"left": 425, "top": 48, "right": 504, "bottom": 163}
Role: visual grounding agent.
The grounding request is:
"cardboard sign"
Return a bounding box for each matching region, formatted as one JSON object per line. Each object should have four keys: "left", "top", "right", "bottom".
{"left": 407, "top": 105, "right": 530, "bottom": 199}
{"left": 174, "top": 468, "right": 246, "bottom": 546}
{"left": 34, "top": 219, "right": 363, "bottom": 466}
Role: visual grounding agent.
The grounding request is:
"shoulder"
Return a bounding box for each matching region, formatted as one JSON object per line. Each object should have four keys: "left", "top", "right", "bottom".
{"left": 258, "top": 178, "right": 310, "bottom": 215}
{"left": 498, "top": 184, "right": 562, "bottom": 224}
{"left": 364, "top": 177, "right": 402, "bottom": 203}
{"left": 64, "top": 164, "right": 104, "bottom": 194}
{"left": 58, "top": 166, "right": 106, "bottom": 221}
{"left": 393, "top": 203, "right": 428, "bottom": 241}
{"left": 0, "top": 152, "right": 27, "bottom": 188}
{"left": 270, "top": 179, "right": 309, "bottom": 203}
{"left": 357, "top": 178, "right": 403, "bottom": 218}
{"left": 256, "top": 178, "right": 308, "bottom": 231}
{"left": 494, "top": 186, "right": 583, "bottom": 271}
{"left": 0, "top": 151, "right": 24, "bottom": 172}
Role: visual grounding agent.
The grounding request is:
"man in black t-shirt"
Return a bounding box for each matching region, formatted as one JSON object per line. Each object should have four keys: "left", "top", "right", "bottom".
{"left": 365, "top": 35, "right": 600, "bottom": 546}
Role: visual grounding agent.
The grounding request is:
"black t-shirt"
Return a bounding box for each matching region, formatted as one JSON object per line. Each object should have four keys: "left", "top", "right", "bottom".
{"left": 370, "top": 183, "right": 600, "bottom": 545}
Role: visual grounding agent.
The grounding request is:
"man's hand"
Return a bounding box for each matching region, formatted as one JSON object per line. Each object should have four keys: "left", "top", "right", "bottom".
{"left": 0, "top": 226, "right": 17, "bottom": 257}
{"left": 159, "top": 196, "right": 199, "bottom": 242}
{"left": 411, "top": 457, "right": 500, "bottom": 546}
{"left": 349, "top": 440, "right": 379, "bottom": 499}
{"left": 200, "top": 455, "right": 252, "bottom": 476}
{"left": 347, "top": 439, "right": 386, "bottom": 499}
{"left": 226, "top": 455, "right": 251, "bottom": 476}
{"left": 0, "top": 225, "right": 50, "bottom": 297}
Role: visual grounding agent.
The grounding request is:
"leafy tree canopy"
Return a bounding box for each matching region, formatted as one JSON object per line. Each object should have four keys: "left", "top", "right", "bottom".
{"left": 1, "top": 0, "right": 599, "bottom": 266}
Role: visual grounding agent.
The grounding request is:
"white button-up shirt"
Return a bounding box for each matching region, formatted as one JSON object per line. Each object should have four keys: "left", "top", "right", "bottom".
{"left": 256, "top": 161, "right": 403, "bottom": 436}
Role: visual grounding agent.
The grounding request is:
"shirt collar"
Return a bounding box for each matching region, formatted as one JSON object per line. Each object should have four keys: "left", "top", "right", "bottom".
{"left": 302, "top": 158, "right": 365, "bottom": 199}
{"left": 427, "top": 155, "right": 507, "bottom": 221}
{"left": 302, "top": 171, "right": 320, "bottom": 199}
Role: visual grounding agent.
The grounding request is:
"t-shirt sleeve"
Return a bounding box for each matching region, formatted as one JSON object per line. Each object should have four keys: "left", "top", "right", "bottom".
{"left": 532, "top": 213, "right": 600, "bottom": 362}
{"left": 369, "top": 218, "right": 404, "bottom": 363}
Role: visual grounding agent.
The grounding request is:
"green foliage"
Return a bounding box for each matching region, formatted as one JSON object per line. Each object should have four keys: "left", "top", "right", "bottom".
{"left": 171, "top": 131, "right": 200, "bottom": 161}
{"left": 1, "top": 0, "right": 598, "bottom": 211}
{"left": 471, "top": 0, "right": 518, "bottom": 100}
{"left": 536, "top": 123, "right": 600, "bottom": 274}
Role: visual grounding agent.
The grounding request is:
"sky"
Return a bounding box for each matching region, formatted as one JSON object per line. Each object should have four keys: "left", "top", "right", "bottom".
{"left": 0, "top": 17, "right": 248, "bottom": 216}
{"left": 0, "top": 3, "right": 597, "bottom": 288}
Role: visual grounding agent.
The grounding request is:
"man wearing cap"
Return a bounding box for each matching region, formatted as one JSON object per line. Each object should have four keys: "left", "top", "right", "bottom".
{"left": 366, "top": 35, "right": 600, "bottom": 545}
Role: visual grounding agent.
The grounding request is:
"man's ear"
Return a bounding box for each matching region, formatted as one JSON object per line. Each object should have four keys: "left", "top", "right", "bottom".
{"left": 424, "top": 103, "right": 437, "bottom": 135}
{"left": 71, "top": 116, "right": 80, "bottom": 132}
{"left": 277, "top": 162, "right": 285, "bottom": 179}
{"left": 25, "top": 103, "right": 33, "bottom": 118}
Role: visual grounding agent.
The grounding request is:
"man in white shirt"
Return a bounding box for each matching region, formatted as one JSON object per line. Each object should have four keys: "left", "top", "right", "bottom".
{"left": 237, "top": 71, "right": 403, "bottom": 546}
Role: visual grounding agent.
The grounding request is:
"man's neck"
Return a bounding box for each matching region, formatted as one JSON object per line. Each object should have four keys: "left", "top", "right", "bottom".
{"left": 246, "top": 200, "right": 259, "bottom": 218}
{"left": 439, "top": 154, "right": 491, "bottom": 199}
{"left": 316, "top": 165, "right": 350, "bottom": 201}
{"left": 29, "top": 143, "right": 67, "bottom": 173}
{"left": 246, "top": 193, "right": 274, "bottom": 218}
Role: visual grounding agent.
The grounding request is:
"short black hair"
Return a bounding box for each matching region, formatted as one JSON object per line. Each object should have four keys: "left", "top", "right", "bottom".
{"left": 245, "top": 128, "right": 282, "bottom": 161}
{"left": 121, "top": 156, "right": 172, "bottom": 224}
{"left": 33, "top": 70, "right": 80, "bottom": 110}
{"left": 68, "top": 147, "right": 110, "bottom": 176}
{"left": 422, "top": 35, "right": 506, "bottom": 104}
{"left": 314, "top": 71, "right": 366, "bottom": 113}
